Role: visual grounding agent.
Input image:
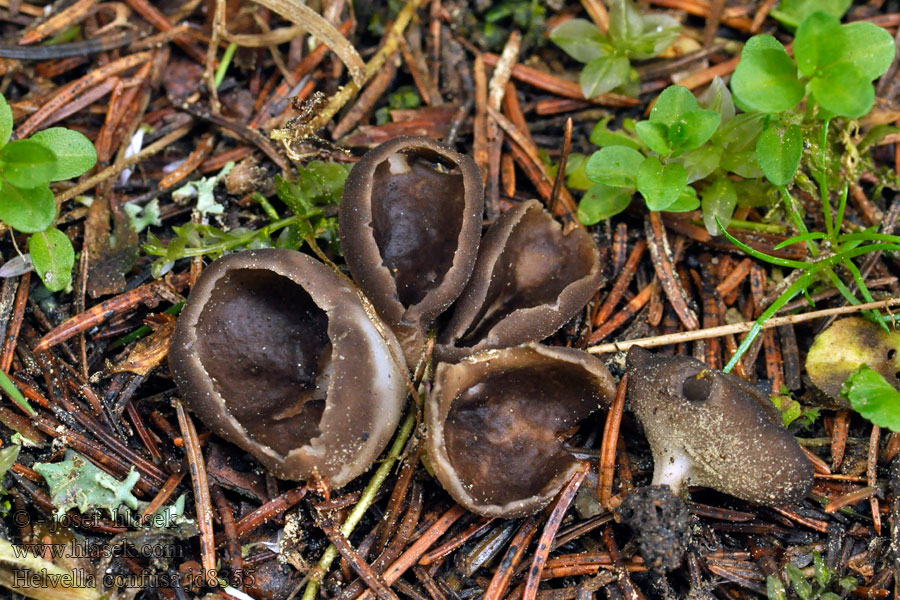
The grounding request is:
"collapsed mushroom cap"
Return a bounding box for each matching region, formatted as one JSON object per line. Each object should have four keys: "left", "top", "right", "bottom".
{"left": 169, "top": 249, "right": 408, "bottom": 488}
{"left": 339, "top": 136, "right": 483, "bottom": 364}
{"left": 437, "top": 200, "right": 602, "bottom": 361}
{"left": 426, "top": 344, "right": 616, "bottom": 517}
{"left": 806, "top": 316, "right": 900, "bottom": 404}
{"left": 626, "top": 346, "right": 813, "bottom": 506}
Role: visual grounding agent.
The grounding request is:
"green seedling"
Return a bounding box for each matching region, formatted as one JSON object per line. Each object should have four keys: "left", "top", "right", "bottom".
{"left": 769, "top": 0, "right": 851, "bottom": 31}
{"left": 550, "top": 0, "right": 679, "bottom": 98}
{"left": 767, "top": 552, "right": 856, "bottom": 600}
{"left": 731, "top": 12, "right": 894, "bottom": 118}
{"left": 842, "top": 365, "right": 900, "bottom": 432}
{"left": 0, "top": 92, "right": 96, "bottom": 291}
{"left": 143, "top": 160, "right": 348, "bottom": 276}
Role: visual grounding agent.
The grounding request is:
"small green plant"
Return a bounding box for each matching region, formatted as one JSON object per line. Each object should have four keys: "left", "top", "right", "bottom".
{"left": 0, "top": 94, "right": 97, "bottom": 292}
{"left": 841, "top": 365, "right": 900, "bottom": 431}
{"left": 482, "top": 0, "right": 546, "bottom": 51}
{"left": 550, "top": 0, "right": 679, "bottom": 98}
{"left": 769, "top": 0, "right": 851, "bottom": 31}
{"left": 576, "top": 11, "right": 900, "bottom": 374}
{"left": 771, "top": 392, "right": 820, "bottom": 429}
{"left": 143, "top": 160, "right": 348, "bottom": 276}
{"left": 767, "top": 552, "right": 857, "bottom": 600}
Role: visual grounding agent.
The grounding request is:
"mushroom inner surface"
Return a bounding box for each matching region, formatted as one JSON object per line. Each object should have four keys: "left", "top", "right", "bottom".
{"left": 444, "top": 364, "right": 597, "bottom": 506}
{"left": 459, "top": 209, "right": 595, "bottom": 345}
{"left": 195, "top": 269, "right": 330, "bottom": 455}
{"left": 371, "top": 151, "right": 466, "bottom": 307}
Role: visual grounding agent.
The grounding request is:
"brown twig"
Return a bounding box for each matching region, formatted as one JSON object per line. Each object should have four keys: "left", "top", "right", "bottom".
{"left": 175, "top": 400, "right": 216, "bottom": 586}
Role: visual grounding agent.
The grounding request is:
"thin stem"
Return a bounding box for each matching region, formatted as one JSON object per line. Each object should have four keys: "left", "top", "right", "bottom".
{"left": 819, "top": 118, "right": 833, "bottom": 240}
{"left": 301, "top": 405, "right": 417, "bottom": 600}
{"left": 214, "top": 42, "right": 238, "bottom": 88}
{"left": 779, "top": 187, "right": 819, "bottom": 256}
{"left": 725, "top": 219, "right": 787, "bottom": 234}
{"left": 834, "top": 184, "right": 848, "bottom": 235}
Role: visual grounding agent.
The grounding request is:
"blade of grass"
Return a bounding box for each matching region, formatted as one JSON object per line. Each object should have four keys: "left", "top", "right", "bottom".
{"left": 0, "top": 369, "right": 34, "bottom": 415}
{"left": 715, "top": 216, "right": 810, "bottom": 269}
{"left": 774, "top": 231, "right": 828, "bottom": 250}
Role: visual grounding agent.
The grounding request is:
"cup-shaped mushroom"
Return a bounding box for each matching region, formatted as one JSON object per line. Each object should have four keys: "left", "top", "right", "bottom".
{"left": 169, "top": 249, "right": 408, "bottom": 488}
{"left": 426, "top": 344, "right": 616, "bottom": 517}
{"left": 339, "top": 136, "right": 483, "bottom": 364}
{"left": 437, "top": 200, "right": 602, "bottom": 361}
{"left": 625, "top": 346, "right": 813, "bottom": 506}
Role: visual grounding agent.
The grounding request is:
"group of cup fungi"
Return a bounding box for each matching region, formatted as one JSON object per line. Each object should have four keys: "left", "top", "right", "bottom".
{"left": 168, "top": 136, "right": 818, "bottom": 566}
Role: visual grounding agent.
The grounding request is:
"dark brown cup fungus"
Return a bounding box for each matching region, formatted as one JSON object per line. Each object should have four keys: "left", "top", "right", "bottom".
{"left": 437, "top": 200, "right": 602, "bottom": 361}
{"left": 426, "top": 344, "right": 616, "bottom": 517}
{"left": 339, "top": 136, "right": 483, "bottom": 364}
{"left": 169, "top": 249, "right": 408, "bottom": 487}
{"left": 626, "top": 346, "right": 813, "bottom": 506}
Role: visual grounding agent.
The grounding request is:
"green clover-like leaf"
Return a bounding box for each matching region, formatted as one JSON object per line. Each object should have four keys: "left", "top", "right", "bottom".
{"left": 577, "top": 183, "right": 633, "bottom": 224}
{"left": 756, "top": 123, "right": 803, "bottom": 186}
{"left": 30, "top": 127, "right": 97, "bottom": 181}
{"left": 810, "top": 63, "right": 874, "bottom": 118}
{"left": 650, "top": 85, "right": 699, "bottom": 126}
{"left": 580, "top": 55, "right": 630, "bottom": 98}
{"left": 0, "top": 94, "right": 11, "bottom": 150}
{"left": 841, "top": 365, "right": 900, "bottom": 431}
{"left": 668, "top": 109, "right": 721, "bottom": 152}
{"left": 549, "top": 18, "right": 611, "bottom": 63}
{"left": 636, "top": 156, "right": 687, "bottom": 211}
{"left": 794, "top": 11, "right": 844, "bottom": 78}
{"left": 634, "top": 120, "right": 671, "bottom": 155}
{"left": 29, "top": 227, "right": 74, "bottom": 292}
{"left": 0, "top": 182, "right": 55, "bottom": 233}
{"left": 840, "top": 21, "right": 896, "bottom": 80}
{"left": 585, "top": 146, "right": 645, "bottom": 187}
{"left": 701, "top": 176, "right": 737, "bottom": 235}
{"left": 0, "top": 140, "right": 57, "bottom": 188}
{"left": 731, "top": 35, "right": 804, "bottom": 113}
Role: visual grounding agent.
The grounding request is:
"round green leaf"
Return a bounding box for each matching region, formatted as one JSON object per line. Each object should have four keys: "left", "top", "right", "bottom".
{"left": 0, "top": 182, "right": 55, "bottom": 233}
{"left": 633, "top": 121, "right": 668, "bottom": 155}
{"left": 810, "top": 63, "right": 873, "bottom": 118}
{"left": 701, "top": 177, "right": 737, "bottom": 235}
{"left": 28, "top": 227, "right": 74, "bottom": 292}
{"left": 550, "top": 19, "right": 611, "bottom": 63}
{"left": 636, "top": 156, "right": 687, "bottom": 211}
{"left": 842, "top": 365, "right": 900, "bottom": 432}
{"left": 607, "top": 0, "right": 644, "bottom": 45}
{"left": 840, "top": 21, "right": 896, "bottom": 80}
{"left": 770, "top": 0, "right": 851, "bottom": 30}
{"left": 577, "top": 183, "right": 632, "bottom": 224}
{"left": 0, "top": 94, "right": 12, "bottom": 149}
{"left": 756, "top": 124, "right": 802, "bottom": 186}
{"left": 580, "top": 56, "right": 630, "bottom": 98}
{"left": 677, "top": 145, "right": 722, "bottom": 183}
{"left": 625, "top": 13, "right": 680, "bottom": 59}
{"left": 668, "top": 109, "right": 721, "bottom": 152}
{"left": 722, "top": 150, "right": 763, "bottom": 178}
{"left": 634, "top": 121, "right": 670, "bottom": 155}
{"left": 0, "top": 140, "right": 57, "bottom": 188}
{"left": 794, "top": 11, "right": 844, "bottom": 77}
{"left": 730, "top": 35, "right": 804, "bottom": 113}
{"left": 30, "top": 127, "right": 97, "bottom": 181}
{"left": 589, "top": 117, "right": 642, "bottom": 150}
{"left": 698, "top": 76, "right": 735, "bottom": 124}
{"left": 650, "top": 85, "right": 699, "bottom": 126}
{"left": 584, "top": 146, "right": 645, "bottom": 187}
{"left": 665, "top": 185, "right": 699, "bottom": 212}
